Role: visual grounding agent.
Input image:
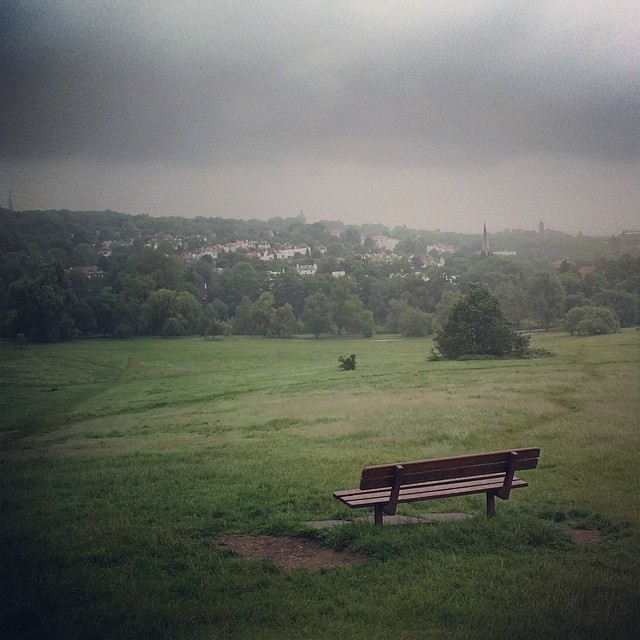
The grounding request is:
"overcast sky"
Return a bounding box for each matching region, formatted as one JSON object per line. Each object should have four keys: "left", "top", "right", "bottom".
{"left": 1, "top": 1, "right": 638, "bottom": 235}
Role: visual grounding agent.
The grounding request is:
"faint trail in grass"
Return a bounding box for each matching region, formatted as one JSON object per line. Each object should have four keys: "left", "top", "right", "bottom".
{"left": 118, "top": 355, "right": 143, "bottom": 383}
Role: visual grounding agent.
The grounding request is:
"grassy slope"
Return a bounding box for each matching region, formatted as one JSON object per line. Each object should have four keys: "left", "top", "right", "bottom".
{"left": 1, "top": 331, "right": 638, "bottom": 639}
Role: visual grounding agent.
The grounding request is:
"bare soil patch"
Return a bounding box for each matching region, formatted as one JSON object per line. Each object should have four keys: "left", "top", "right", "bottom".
{"left": 570, "top": 528, "right": 605, "bottom": 545}
{"left": 218, "top": 534, "right": 367, "bottom": 569}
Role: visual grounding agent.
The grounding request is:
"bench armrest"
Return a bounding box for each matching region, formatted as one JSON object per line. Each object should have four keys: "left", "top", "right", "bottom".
{"left": 383, "top": 464, "right": 404, "bottom": 516}
{"left": 496, "top": 451, "right": 518, "bottom": 500}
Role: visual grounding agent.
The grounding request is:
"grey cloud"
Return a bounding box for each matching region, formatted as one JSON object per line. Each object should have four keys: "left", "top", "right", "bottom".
{"left": 1, "top": 0, "right": 638, "bottom": 168}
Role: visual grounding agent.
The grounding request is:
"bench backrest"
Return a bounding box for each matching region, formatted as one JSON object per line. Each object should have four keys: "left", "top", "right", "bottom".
{"left": 359, "top": 447, "right": 540, "bottom": 490}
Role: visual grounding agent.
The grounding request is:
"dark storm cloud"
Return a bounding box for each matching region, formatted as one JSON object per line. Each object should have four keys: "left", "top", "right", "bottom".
{"left": 1, "top": 1, "right": 638, "bottom": 166}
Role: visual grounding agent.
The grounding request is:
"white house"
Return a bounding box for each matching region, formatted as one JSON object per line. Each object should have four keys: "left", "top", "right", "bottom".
{"left": 274, "top": 246, "right": 310, "bottom": 260}
{"left": 296, "top": 263, "right": 318, "bottom": 276}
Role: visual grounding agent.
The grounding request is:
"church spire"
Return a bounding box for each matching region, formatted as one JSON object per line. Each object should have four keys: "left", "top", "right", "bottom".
{"left": 482, "top": 222, "right": 490, "bottom": 256}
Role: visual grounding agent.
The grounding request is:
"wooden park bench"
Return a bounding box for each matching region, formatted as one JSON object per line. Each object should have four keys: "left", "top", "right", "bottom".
{"left": 333, "top": 447, "right": 540, "bottom": 526}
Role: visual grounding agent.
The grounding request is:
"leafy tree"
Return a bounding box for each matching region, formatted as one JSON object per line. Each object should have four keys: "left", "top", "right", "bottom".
{"left": 592, "top": 289, "right": 639, "bottom": 327}
{"left": 174, "top": 291, "right": 202, "bottom": 332}
{"left": 325, "top": 238, "right": 348, "bottom": 258}
{"left": 302, "top": 292, "right": 334, "bottom": 338}
{"left": 384, "top": 299, "right": 432, "bottom": 336}
{"left": 162, "top": 315, "right": 188, "bottom": 337}
{"left": 120, "top": 275, "right": 155, "bottom": 303}
{"left": 333, "top": 295, "right": 372, "bottom": 336}
{"left": 271, "top": 270, "right": 307, "bottom": 316}
{"left": 70, "top": 243, "right": 96, "bottom": 267}
{"left": 526, "top": 272, "right": 565, "bottom": 330}
{"left": 141, "top": 289, "right": 201, "bottom": 336}
{"left": 251, "top": 292, "right": 275, "bottom": 336}
{"left": 90, "top": 288, "right": 128, "bottom": 337}
{"left": 434, "top": 283, "right": 529, "bottom": 359}
{"left": 397, "top": 307, "right": 434, "bottom": 337}
{"left": 398, "top": 237, "right": 426, "bottom": 256}
{"left": 580, "top": 272, "right": 608, "bottom": 299}
{"left": 494, "top": 281, "right": 528, "bottom": 328}
{"left": 142, "top": 289, "right": 177, "bottom": 334}
{"left": 363, "top": 236, "right": 377, "bottom": 251}
{"left": 210, "top": 298, "right": 230, "bottom": 321}
{"left": 327, "top": 277, "right": 373, "bottom": 336}
{"left": 434, "top": 289, "right": 462, "bottom": 330}
{"left": 360, "top": 309, "right": 375, "bottom": 338}
{"left": 204, "top": 319, "right": 227, "bottom": 339}
{"left": 223, "top": 262, "right": 262, "bottom": 313}
{"left": 70, "top": 299, "right": 97, "bottom": 336}
{"left": 125, "top": 248, "right": 185, "bottom": 290}
{"left": 565, "top": 292, "right": 591, "bottom": 312}
{"left": 384, "top": 299, "right": 410, "bottom": 333}
{"left": 459, "top": 256, "right": 529, "bottom": 294}
{"left": 232, "top": 296, "right": 254, "bottom": 335}
{"left": 201, "top": 303, "right": 228, "bottom": 338}
{"left": 8, "top": 262, "right": 76, "bottom": 342}
{"left": 342, "top": 227, "right": 361, "bottom": 247}
{"left": 565, "top": 306, "right": 620, "bottom": 336}
{"left": 270, "top": 303, "right": 299, "bottom": 337}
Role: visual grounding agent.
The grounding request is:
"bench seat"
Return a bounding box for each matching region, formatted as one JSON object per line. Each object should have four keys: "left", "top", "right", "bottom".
{"left": 333, "top": 448, "right": 540, "bottom": 525}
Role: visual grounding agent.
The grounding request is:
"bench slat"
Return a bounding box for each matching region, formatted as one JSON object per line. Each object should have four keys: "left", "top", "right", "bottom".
{"left": 359, "top": 448, "right": 539, "bottom": 490}
{"left": 335, "top": 476, "right": 528, "bottom": 508}
{"left": 335, "top": 472, "right": 507, "bottom": 499}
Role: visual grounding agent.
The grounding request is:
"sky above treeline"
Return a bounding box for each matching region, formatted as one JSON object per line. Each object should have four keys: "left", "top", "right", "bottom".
{"left": 1, "top": 1, "right": 638, "bottom": 235}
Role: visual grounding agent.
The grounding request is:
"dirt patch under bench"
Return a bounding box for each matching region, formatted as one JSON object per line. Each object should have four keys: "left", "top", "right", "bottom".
{"left": 217, "top": 534, "right": 367, "bottom": 569}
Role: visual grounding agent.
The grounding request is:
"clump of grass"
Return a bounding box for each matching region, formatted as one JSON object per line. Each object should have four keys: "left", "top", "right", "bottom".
{"left": 338, "top": 354, "right": 357, "bottom": 370}
{"left": 539, "top": 508, "right": 628, "bottom": 537}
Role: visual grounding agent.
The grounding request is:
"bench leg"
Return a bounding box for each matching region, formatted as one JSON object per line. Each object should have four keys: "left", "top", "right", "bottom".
{"left": 374, "top": 505, "right": 384, "bottom": 526}
{"left": 486, "top": 492, "right": 496, "bottom": 518}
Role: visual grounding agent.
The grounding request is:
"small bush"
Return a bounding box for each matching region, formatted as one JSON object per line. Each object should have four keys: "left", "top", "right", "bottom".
{"left": 338, "top": 354, "right": 357, "bottom": 371}
{"left": 565, "top": 306, "right": 620, "bottom": 336}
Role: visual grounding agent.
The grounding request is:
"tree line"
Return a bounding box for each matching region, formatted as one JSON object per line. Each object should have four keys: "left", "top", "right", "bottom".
{"left": 1, "top": 209, "right": 638, "bottom": 342}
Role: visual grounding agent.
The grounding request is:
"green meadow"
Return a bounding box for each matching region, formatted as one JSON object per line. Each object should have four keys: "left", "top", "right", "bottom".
{"left": 1, "top": 331, "right": 638, "bottom": 639}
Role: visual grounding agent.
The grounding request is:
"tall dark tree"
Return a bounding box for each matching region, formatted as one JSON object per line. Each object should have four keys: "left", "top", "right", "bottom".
{"left": 593, "top": 289, "right": 639, "bottom": 327}
{"left": 251, "top": 292, "right": 275, "bottom": 337}
{"left": 271, "top": 270, "right": 307, "bottom": 316}
{"left": 8, "top": 262, "right": 76, "bottom": 342}
{"left": 90, "top": 288, "right": 131, "bottom": 337}
{"left": 434, "top": 283, "right": 528, "bottom": 359}
{"left": 270, "top": 303, "right": 299, "bottom": 337}
{"left": 526, "top": 272, "right": 565, "bottom": 330}
{"left": 302, "top": 292, "right": 334, "bottom": 338}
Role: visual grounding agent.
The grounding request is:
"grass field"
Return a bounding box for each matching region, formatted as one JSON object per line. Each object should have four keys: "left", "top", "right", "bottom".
{"left": 1, "top": 331, "right": 638, "bottom": 639}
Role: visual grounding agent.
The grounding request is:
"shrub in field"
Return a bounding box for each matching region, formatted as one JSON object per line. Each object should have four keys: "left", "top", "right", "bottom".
{"left": 565, "top": 305, "right": 620, "bottom": 336}
{"left": 433, "top": 283, "right": 530, "bottom": 359}
{"left": 338, "top": 354, "right": 357, "bottom": 370}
